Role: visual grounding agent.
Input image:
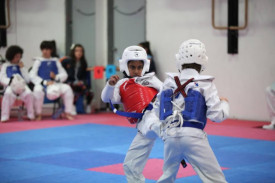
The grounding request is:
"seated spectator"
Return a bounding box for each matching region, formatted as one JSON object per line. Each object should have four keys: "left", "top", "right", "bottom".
{"left": 62, "top": 44, "right": 93, "bottom": 114}
{"left": 50, "top": 40, "right": 59, "bottom": 58}
{"left": 29, "top": 40, "right": 74, "bottom": 120}
{"left": 139, "top": 41, "right": 157, "bottom": 74}
{"left": 0, "top": 45, "right": 34, "bottom": 122}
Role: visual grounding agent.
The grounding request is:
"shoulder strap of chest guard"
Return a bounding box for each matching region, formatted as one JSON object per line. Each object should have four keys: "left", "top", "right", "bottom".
{"left": 160, "top": 77, "right": 194, "bottom": 120}
{"left": 173, "top": 76, "right": 194, "bottom": 97}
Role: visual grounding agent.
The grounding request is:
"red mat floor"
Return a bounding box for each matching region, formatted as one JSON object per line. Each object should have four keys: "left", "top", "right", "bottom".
{"left": 0, "top": 112, "right": 274, "bottom": 141}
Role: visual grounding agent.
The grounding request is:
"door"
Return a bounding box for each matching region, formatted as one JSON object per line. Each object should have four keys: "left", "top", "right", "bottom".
{"left": 109, "top": 0, "right": 146, "bottom": 66}
{"left": 66, "top": 0, "right": 96, "bottom": 67}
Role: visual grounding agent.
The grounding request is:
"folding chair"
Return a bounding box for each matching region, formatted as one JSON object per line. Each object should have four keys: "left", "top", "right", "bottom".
{"left": 43, "top": 96, "right": 64, "bottom": 119}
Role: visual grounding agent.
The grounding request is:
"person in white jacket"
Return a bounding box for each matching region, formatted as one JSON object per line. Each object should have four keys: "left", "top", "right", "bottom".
{"left": 101, "top": 46, "right": 162, "bottom": 183}
{"left": 262, "top": 82, "right": 275, "bottom": 130}
{"left": 29, "top": 41, "right": 74, "bottom": 120}
{"left": 0, "top": 45, "right": 35, "bottom": 122}
{"left": 157, "top": 39, "right": 229, "bottom": 183}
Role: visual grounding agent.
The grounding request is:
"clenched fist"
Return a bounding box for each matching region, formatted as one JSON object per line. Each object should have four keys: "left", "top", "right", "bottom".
{"left": 109, "top": 75, "right": 119, "bottom": 86}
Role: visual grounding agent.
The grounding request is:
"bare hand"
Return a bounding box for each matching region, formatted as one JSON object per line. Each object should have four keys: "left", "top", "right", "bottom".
{"left": 50, "top": 72, "right": 56, "bottom": 80}
{"left": 77, "top": 81, "right": 86, "bottom": 89}
{"left": 77, "top": 81, "right": 84, "bottom": 86}
{"left": 86, "top": 67, "right": 94, "bottom": 71}
{"left": 18, "top": 61, "right": 24, "bottom": 68}
{"left": 109, "top": 75, "right": 119, "bottom": 86}
{"left": 47, "top": 81, "right": 54, "bottom": 86}
{"left": 220, "top": 97, "right": 229, "bottom": 102}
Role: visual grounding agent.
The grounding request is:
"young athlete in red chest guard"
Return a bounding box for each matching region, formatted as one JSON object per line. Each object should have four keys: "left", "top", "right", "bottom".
{"left": 101, "top": 46, "right": 162, "bottom": 183}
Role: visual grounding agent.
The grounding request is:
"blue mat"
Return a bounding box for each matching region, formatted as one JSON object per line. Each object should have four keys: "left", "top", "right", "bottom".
{"left": 0, "top": 124, "right": 275, "bottom": 183}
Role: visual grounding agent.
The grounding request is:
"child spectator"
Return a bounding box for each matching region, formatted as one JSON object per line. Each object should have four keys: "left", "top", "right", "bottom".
{"left": 0, "top": 45, "right": 34, "bottom": 122}
{"left": 29, "top": 40, "right": 74, "bottom": 120}
{"left": 157, "top": 39, "right": 229, "bottom": 183}
{"left": 101, "top": 46, "right": 162, "bottom": 183}
{"left": 139, "top": 41, "right": 157, "bottom": 74}
{"left": 50, "top": 40, "right": 59, "bottom": 58}
{"left": 62, "top": 44, "right": 93, "bottom": 114}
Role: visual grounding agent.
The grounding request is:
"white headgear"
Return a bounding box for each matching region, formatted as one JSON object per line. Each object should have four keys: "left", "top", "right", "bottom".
{"left": 10, "top": 74, "right": 26, "bottom": 95}
{"left": 175, "top": 39, "right": 208, "bottom": 72}
{"left": 46, "top": 84, "right": 60, "bottom": 100}
{"left": 119, "top": 46, "right": 150, "bottom": 76}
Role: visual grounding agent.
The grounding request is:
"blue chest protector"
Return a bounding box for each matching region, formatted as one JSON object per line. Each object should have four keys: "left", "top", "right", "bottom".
{"left": 6, "top": 65, "right": 22, "bottom": 78}
{"left": 159, "top": 88, "right": 207, "bottom": 130}
{"left": 159, "top": 89, "right": 174, "bottom": 120}
{"left": 38, "top": 60, "right": 58, "bottom": 80}
{"left": 181, "top": 89, "right": 207, "bottom": 128}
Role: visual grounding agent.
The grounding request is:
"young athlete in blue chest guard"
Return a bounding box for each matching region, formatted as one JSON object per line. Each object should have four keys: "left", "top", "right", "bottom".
{"left": 0, "top": 45, "right": 35, "bottom": 122}
{"left": 29, "top": 41, "right": 74, "bottom": 120}
{"left": 157, "top": 39, "right": 230, "bottom": 183}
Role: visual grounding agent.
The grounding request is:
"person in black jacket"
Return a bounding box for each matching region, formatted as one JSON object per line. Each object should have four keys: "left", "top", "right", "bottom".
{"left": 139, "top": 41, "right": 157, "bottom": 74}
{"left": 62, "top": 44, "right": 93, "bottom": 114}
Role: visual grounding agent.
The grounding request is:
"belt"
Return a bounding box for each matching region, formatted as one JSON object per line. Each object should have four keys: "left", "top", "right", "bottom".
{"left": 169, "top": 120, "right": 204, "bottom": 130}
{"left": 181, "top": 121, "right": 204, "bottom": 130}
{"left": 109, "top": 99, "right": 153, "bottom": 119}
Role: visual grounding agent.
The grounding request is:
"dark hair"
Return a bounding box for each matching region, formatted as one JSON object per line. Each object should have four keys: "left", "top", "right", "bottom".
{"left": 40, "top": 40, "right": 59, "bottom": 57}
{"left": 70, "top": 44, "right": 87, "bottom": 71}
{"left": 139, "top": 41, "right": 152, "bottom": 56}
{"left": 50, "top": 40, "right": 59, "bottom": 58}
{"left": 182, "top": 63, "right": 202, "bottom": 73}
{"left": 40, "top": 40, "right": 54, "bottom": 50}
{"left": 5, "top": 45, "right": 23, "bottom": 61}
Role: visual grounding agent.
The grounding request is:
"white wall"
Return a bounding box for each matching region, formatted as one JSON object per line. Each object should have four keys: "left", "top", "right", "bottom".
{"left": 147, "top": 0, "right": 275, "bottom": 121}
{"left": 0, "top": 0, "right": 66, "bottom": 69}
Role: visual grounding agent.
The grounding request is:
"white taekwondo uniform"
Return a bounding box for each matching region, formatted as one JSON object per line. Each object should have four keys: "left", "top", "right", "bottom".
{"left": 29, "top": 57, "right": 74, "bottom": 115}
{"left": 157, "top": 69, "right": 229, "bottom": 183}
{"left": 0, "top": 63, "right": 34, "bottom": 121}
{"left": 101, "top": 72, "right": 162, "bottom": 183}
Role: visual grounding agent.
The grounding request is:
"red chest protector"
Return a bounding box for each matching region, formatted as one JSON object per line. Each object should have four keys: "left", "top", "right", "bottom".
{"left": 120, "top": 78, "right": 158, "bottom": 123}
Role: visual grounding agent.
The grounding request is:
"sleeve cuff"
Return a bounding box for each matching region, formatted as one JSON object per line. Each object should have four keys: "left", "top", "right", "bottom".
{"left": 106, "top": 81, "right": 115, "bottom": 88}
{"left": 41, "top": 80, "right": 47, "bottom": 86}
{"left": 221, "top": 100, "right": 230, "bottom": 119}
{"left": 55, "top": 75, "right": 61, "bottom": 83}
